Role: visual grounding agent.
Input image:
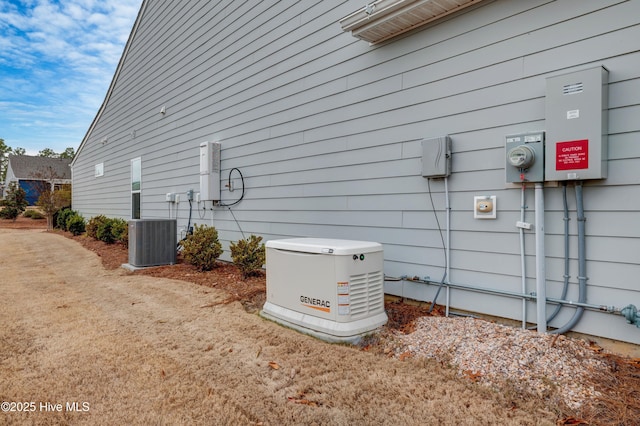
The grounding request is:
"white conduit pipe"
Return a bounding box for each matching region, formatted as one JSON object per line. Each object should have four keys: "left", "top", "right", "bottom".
{"left": 535, "top": 182, "right": 547, "bottom": 333}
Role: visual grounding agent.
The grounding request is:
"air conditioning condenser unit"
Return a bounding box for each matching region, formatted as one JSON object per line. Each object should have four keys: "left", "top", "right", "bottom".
{"left": 261, "top": 238, "right": 388, "bottom": 343}
{"left": 128, "top": 219, "right": 177, "bottom": 267}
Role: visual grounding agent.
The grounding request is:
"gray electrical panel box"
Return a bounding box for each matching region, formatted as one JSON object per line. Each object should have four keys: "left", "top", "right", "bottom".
{"left": 505, "top": 131, "right": 545, "bottom": 183}
{"left": 421, "top": 136, "right": 451, "bottom": 178}
{"left": 545, "top": 66, "right": 608, "bottom": 181}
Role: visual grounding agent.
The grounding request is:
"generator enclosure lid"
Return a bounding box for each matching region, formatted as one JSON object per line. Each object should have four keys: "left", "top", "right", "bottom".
{"left": 266, "top": 238, "right": 382, "bottom": 256}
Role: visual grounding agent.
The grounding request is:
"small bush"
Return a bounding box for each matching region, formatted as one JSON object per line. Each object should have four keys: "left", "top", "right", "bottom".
{"left": 180, "top": 224, "right": 222, "bottom": 271}
{"left": 0, "top": 206, "right": 20, "bottom": 220}
{"left": 96, "top": 217, "right": 127, "bottom": 244}
{"left": 230, "top": 235, "right": 265, "bottom": 278}
{"left": 56, "top": 208, "right": 77, "bottom": 231}
{"left": 23, "top": 209, "right": 45, "bottom": 219}
{"left": 110, "top": 218, "right": 128, "bottom": 247}
{"left": 86, "top": 215, "right": 108, "bottom": 239}
{"left": 66, "top": 214, "right": 86, "bottom": 236}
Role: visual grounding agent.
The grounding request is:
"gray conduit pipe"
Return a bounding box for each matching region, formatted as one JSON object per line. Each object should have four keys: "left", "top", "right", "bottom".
{"left": 535, "top": 182, "right": 547, "bottom": 333}
{"left": 547, "top": 181, "right": 571, "bottom": 323}
{"left": 528, "top": 181, "right": 571, "bottom": 330}
{"left": 551, "top": 181, "right": 587, "bottom": 334}
{"left": 392, "top": 276, "right": 627, "bottom": 315}
{"left": 519, "top": 182, "right": 527, "bottom": 329}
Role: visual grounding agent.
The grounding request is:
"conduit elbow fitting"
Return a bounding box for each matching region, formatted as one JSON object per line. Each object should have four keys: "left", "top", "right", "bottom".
{"left": 621, "top": 304, "right": 640, "bottom": 328}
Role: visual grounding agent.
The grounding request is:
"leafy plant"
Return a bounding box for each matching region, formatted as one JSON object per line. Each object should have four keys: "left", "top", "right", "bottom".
{"left": 111, "top": 218, "right": 128, "bottom": 247}
{"left": 56, "top": 208, "right": 77, "bottom": 231}
{"left": 180, "top": 224, "right": 222, "bottom": 271}
{"left": 1, "top": 182, "right": 27, "bottom": 220}
{"left": 23, "top": 209, "right": 44, "bottom": 219}
{"left": 230, "top": 235, "right": 265, "bottom": 278}
{"left": 0, "top": 206, "right": 20, "bottom": 220}
{"left": 86, "top": 215, "right": 108, "bottom": 239}
{"left": 96, "top": 217, "right": 127, "bottom": 244}
{"left": 66, "top": 214, "right": 86, "bottom": 236}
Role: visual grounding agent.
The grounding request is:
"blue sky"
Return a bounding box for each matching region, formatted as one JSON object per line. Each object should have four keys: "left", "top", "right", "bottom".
{"left": 0, "top": 0, "right": 142, "bottom": 155}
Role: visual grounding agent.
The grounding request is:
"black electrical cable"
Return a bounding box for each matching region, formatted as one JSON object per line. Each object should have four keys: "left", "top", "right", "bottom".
{"left": 218, "top": 168, "right": 245, "bottom": 207}
{"left": 187, "top": 198, "right": 193, "bottom": 235}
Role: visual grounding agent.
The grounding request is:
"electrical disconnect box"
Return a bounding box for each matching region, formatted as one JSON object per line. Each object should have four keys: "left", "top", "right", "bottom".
{"left": 422, "top": 136, "right": 451, "bottom": 178}
{"left": 545, "top": 66, "right": 608, "bottom": 181}
{"left": 199, "top": 141, "right": 221, "bottom": 201}
{"left": 505, "top": 131, "right": 545, "bottom": 183}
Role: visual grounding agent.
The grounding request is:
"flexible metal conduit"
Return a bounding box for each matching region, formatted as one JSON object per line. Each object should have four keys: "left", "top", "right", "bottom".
{"left": 547, "top": 182, "right": 570, "bottom": 323}
{"left": 551, "top": 181, "right": 587, "bottom": 334}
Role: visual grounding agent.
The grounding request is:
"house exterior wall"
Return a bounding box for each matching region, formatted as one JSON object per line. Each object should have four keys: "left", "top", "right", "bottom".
{"left": 71, "top": 0, "right": 640, "bottom": 345}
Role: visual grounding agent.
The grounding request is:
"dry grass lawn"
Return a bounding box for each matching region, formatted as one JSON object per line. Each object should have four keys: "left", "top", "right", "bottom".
{"left": 0, "top": 224, "right": 562, "bottom": 425}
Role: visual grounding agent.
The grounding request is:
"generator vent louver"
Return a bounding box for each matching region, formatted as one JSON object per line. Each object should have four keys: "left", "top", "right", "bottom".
{"left": 349, "top": 271, "right": 385, "bottom": 318}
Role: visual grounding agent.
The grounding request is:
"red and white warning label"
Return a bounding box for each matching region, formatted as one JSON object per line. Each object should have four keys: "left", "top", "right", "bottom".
{"left": 556, "top": 139, "right": 589, "bottom": 170}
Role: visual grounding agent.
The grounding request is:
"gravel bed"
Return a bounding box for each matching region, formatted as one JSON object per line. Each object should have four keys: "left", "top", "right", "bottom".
{"left": 387, "top": 316, "right": 608, "bottom": 410}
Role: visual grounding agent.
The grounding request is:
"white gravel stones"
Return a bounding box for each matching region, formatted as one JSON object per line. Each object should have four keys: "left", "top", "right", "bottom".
{"left": 389, "top": 316, "right": 608, "bottom": 409}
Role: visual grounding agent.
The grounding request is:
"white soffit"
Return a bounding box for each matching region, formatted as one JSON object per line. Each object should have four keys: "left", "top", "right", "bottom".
{"left": 340, "top": 0, "right": 485, "bottom": 44}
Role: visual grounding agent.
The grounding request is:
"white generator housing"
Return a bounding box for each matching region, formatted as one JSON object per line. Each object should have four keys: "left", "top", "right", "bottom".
{"left": 261, "top": 238, "right": 388, "bottom": 343}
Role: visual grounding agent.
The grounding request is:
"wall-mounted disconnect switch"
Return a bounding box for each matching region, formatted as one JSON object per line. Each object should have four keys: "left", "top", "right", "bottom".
{"left": 474, "top": 195, "right": 497, "bottom": 219}
{"left": 165, "top": 192, "right": 176, "bottom": 202}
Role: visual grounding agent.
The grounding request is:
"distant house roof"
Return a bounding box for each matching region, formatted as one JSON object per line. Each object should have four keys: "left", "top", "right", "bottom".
{"left": 7, "top": 155, "right": 72, "bottom": 181}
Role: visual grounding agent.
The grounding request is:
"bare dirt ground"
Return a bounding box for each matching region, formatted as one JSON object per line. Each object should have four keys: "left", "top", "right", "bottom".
{"left": 1, "top": 216, "right": 639, "bottom": 425}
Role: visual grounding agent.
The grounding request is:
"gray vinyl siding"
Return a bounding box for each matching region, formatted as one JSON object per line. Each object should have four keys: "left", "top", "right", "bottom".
{"left": 72, "top": 0, "right": 640, "bottom": 344}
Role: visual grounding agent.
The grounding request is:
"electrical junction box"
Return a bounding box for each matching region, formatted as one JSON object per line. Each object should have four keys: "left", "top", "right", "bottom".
{"left": 261, "top": 238, "right": 388, "bottom": 343}
{"left": 505, "top": 131, "right": 544, "bottom": 183}
{"left": 545, "top": 66, "right": 608, "bottom": 181}
{"left": 422, "top": 136, "right": 451, "bottom": 178}
{"left": 199, "top": 141, "right": 221, "bottom": 201}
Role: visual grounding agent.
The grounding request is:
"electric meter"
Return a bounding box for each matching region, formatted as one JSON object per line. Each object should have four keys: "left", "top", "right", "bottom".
{"left": 505, "top": 131, "right": 544, "bottom": 183}
{"left": 507, "top": 145, "right": 535, "bottom": 168}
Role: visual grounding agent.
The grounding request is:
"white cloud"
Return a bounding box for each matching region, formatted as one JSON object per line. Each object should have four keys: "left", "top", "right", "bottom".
{"left": 0, "top": 0, "right": 142, "bottom": 153}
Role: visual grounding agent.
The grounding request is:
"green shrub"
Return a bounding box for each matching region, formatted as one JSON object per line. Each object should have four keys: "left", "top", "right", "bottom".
{"left": 111, "top": 218, "right": 128, "bottom": 247}
{"left": 230, "top": 235, "right": 265, "bottom": 278}
{"left": 96, "top": 217, "right": 127, "bottom": 244}
{"left": 180, "top": 224, "right": 222, "bottom": 271}
{"left": 1, "top": 182, "right": 27, "bottom": 220}
{"left": 66, "top": 214, "right": 86, "bottom": 236}
{"left": 86, "top": 215, "right": 108, "bottom": 239}
{"left": 0, "top": 206, "right": 20, "bottom": 220}
{"left": 56, "top": 208, "right": 77, "bottom": 231}
{"left": 23, "top": 209, "right": 45, "bottom": 219}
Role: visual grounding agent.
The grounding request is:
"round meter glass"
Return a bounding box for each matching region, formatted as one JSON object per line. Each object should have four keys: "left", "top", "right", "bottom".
{"left": 507, "top": 145, "right": 535, "bottom": 168}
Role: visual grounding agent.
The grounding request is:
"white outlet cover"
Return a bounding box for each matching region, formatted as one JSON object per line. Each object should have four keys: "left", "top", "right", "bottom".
{"left": 474, "top": 195, "right": 497, "bottom": 219}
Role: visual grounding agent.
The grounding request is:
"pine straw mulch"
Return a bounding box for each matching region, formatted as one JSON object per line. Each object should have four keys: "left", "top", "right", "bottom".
{"left": 34, "top": 228, "right": 640, "bottom": 425}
